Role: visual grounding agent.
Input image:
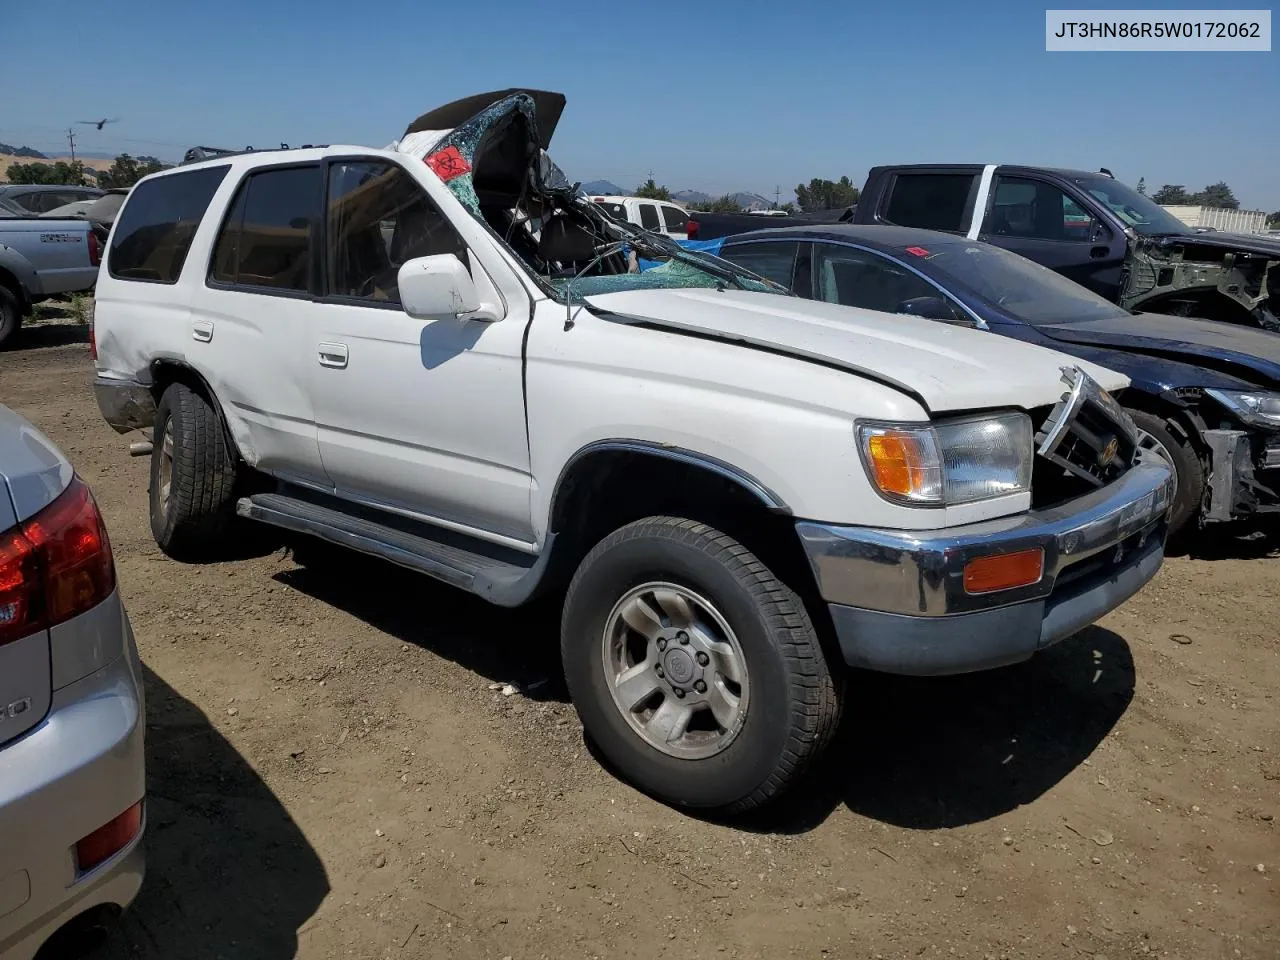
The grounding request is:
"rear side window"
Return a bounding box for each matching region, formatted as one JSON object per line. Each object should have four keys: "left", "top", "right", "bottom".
{"left": 210, "top": 165, "right": 320, "bottom": 293}
{"left": 719, "top": 240, "right": 799, "bottom": 289}
{"left": 662, "top": 206, "right": 689, "bottom": 233}
{"left": 108, "top": 166, "right": 229, "bottom": 283}
{"left": 882, "top": 173, "right": 975, "bottom": 232}
{"left": 638, "top": 203, "right": 661, "bottom": 230}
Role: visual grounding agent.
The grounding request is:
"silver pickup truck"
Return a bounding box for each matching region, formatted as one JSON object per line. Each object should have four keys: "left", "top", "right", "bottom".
{"left": 0, "top": 217, "right": 99, "bottom": 347}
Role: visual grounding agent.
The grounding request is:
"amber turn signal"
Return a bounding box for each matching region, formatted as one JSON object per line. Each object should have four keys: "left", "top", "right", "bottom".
{"left": 962, "top": 548, "right": 1044, "bottom": 595}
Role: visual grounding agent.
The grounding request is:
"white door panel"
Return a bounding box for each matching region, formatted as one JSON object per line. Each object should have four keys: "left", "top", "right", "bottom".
{"left": 309, "top": 303, "right": 533, "bottom": 541}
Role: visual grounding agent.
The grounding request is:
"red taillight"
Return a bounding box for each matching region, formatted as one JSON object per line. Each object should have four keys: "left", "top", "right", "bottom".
{"left": 87, "top": 229, "right": 101, "bottom": 266}
{"left": 0, "top": 478, "right": 115, "bottom": 645}
{"left": 76, "top": 801, "right": 143, "bottom": 872}
{"left": 686, "top": 219, "right": 699, "bottom": 239}
{"left": 88, "top": 300, "right": 97, "bottom": 360}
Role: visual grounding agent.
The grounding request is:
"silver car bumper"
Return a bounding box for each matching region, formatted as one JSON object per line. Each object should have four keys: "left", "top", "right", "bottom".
{"left": 797, "top": 459, "right": 1173, "bottom": 676}
{"left": 0, "top": 595, "right": 146, "bottom": 960}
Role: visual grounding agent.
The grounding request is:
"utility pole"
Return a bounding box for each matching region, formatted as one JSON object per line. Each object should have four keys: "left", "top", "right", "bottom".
{"left": 65, "top": 127, "right": 77, "bottom": 162}
{"left": 774, "top": 185, "right": 781, "bottom": 207}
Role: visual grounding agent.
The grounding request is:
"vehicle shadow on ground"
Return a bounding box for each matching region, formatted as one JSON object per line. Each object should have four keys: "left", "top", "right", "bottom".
{"left": 1185, "top": 523, "right": 1280, "bottom": 561}
{"left": 13, "top": 320, "right": 89, "bottom": 350}
{"left": 736, "top": 625, "right": 1135, "bottom": 833}
{"left": 45, "top": 665, "right": 329, "bottom": 960}
{"left": 268, "top": 548, "right": 1133, "bottom": 833}
{"left": 273, "top": 547, "right": 569, "bottom": 701}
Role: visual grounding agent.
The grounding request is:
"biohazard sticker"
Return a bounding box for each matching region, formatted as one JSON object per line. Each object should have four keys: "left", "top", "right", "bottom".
{"left": 425, "top": 146, "right": 471, "bottom": 182}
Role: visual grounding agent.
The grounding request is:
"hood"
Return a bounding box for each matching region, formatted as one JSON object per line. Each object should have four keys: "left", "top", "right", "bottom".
{"left": 404, "top": 89, "right": 566, "bottom": 149}
{"left": 1149, "top": 231, "right": 1280, "bottom": 258}
{"left": 584, "top": 288, "right": 1129, "bottom": 414}
{"left": 1036, "top": 312, "right": 1280, "bottom": 387}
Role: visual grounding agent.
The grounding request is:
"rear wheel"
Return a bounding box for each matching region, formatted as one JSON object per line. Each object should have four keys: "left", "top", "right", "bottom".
{"left": 561, "top": 516, "right": 841, "bottom": 813}
{"left": 1127, "top": 408, "right": 1205, "bottom": 541}
{"left": 0, "top": 285, "right": 22, "bottom": 349}
{"left": 150, "top": 383, "right": 240, "bottom": 560}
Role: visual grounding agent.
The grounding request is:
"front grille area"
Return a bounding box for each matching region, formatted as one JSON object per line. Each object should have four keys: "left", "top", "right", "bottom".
{"left": 1031, "top": 368, "right": 1139, "bottom": 509}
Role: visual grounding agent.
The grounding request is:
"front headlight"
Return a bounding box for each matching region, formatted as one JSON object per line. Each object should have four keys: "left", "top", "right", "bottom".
{"left": 1205, "top": 389, "right": 1280, "bottom": 428}
{"left": 857, "top": 412, "right": 1033, "bottom": 506}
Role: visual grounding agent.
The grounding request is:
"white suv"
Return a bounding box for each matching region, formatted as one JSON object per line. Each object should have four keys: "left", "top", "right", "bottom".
{"left": 91, "top": 89, "right": 1173, "bottom": 813}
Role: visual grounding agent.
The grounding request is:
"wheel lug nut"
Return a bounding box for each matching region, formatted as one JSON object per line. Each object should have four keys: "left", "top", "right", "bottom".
{"left": 677, "top": 631, "right": 689, "bottom": 645}
{"left": 655, "top": 665, "right": 664, "bottom": 677}
{"left": 696, "top": 651, "right": 709, "bottom": 666}
{"left": 674, "top": 687, "right": 685, "bottom": 698}
{"left": 657, "top": 638, "right": 667, "bottom": 651}
{"left": 694, "top": 680, "right": 707, "bottom": 694}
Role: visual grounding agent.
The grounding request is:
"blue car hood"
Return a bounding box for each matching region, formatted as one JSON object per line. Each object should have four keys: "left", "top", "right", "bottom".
{"left": 1035, "top": 313, "right": 1280, "bottom": 387}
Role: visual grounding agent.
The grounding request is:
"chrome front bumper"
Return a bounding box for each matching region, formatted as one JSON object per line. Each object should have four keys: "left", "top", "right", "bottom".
{"left": 797, "top": 459, "right": 1173, "bottom": 676}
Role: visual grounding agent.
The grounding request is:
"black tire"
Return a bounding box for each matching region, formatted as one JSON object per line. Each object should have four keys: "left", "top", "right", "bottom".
{"left": 561, "top": 516, "right": 841, "bottom": 814}
{"left": 150, "top": 383, "right": 240, "bottom": 560}
{"left": 0, "top": 285, "right": 22, "bottom": 349}
{"left": 1126, "top": 408, "right": 1205, "bottom": 541}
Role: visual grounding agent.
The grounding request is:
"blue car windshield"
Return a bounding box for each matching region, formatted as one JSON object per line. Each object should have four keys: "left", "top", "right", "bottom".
{"left": 919, "top": 240, "right": 1129, "bottom": 325}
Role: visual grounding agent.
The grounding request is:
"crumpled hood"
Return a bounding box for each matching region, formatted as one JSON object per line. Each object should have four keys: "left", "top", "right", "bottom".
{"left": 1152, "top": 231, "right": 1280, "bottom": 258}
{"left": 1037, "top": 312, "right": 1280, "bottom": 387}
{"left": 584, "top": 288, "right": 1129, "bottom": 414}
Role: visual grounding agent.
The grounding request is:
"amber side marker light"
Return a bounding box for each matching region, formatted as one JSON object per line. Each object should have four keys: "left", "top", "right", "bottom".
{"left": 76, "top": 800, "right": 143, "bottom": 873}
{"left": 963, "top": 548, "right": 1045, "bottom": 595}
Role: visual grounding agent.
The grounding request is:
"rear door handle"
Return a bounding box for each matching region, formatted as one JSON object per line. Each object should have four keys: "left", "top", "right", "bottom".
{"left": 318, "top": 342, "right": 349, "bottom": 368}
{"left": 192, "top": 320, "right": 214, "bottom": 343}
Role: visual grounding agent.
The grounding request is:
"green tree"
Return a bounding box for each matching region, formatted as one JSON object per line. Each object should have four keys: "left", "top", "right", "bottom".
{"left": 1268, "top": 210, "right": 1280, "bottom": 227}
{"left": 633, "top": 178, "right": 671, "bottom": 201}
{"left": 1190, "top": 181, "right": 1239, "bottom": 210}
{"left": 794, "top": 176, "right": 860, "bottom": 212}
{"left": 1152, "top": 184, "right": 1190, "bottom": 204}
{"left": 6, "top": 160, "right": 87, "bottom": 185}
{"left": 96, "top": 153, "right": 166, "bottom": 189}
{"left": 779, "top": 201, "right": 797, "bottom": 214}
{"left": 1136, "top": 177, "right": 1146, "bottom": 196}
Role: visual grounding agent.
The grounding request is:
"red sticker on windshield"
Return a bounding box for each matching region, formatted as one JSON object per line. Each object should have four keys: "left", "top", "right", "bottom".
{"left": 905, "top": 246, "right": 930, "bottom": 257}
{"left": 424, "top": 145, "right": 471, "bottom": 182}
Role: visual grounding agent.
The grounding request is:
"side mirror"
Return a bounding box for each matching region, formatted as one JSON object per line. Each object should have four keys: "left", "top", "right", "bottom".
{"left": 898, "top": 295, "right": 963, "bottom": 322}
{"left": 398, "top": 254, "right": 494, "bottom": 321}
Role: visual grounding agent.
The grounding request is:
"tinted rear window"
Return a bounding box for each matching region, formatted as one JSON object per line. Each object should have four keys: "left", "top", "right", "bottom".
{"left": 108, "top": 166, "right": 229, "bottom": 283}
{"left": 882, "top": 173, "right": 975, "bottom": 232}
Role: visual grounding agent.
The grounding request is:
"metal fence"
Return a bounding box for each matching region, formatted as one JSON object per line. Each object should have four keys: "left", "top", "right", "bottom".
{"left": 1161, "top": 205, "right": 1270, "bottom": 234}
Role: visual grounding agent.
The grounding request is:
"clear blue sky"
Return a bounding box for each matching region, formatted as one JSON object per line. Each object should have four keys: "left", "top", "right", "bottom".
{"left": 3, "top": 0, "right": 1277, "bottom": 209}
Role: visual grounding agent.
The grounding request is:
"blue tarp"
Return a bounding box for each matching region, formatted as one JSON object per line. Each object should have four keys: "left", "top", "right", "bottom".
{"left": 637, "top": 237, "right": 726, "bottom": 270}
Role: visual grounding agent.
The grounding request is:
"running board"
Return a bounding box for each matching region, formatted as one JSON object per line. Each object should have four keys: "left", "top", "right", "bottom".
{"left": 237, "top": 492, "right": 551, "bottom": 607}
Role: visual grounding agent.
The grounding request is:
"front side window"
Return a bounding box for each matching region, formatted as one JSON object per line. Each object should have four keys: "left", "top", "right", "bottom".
{"left": 109, "top": 165, "right": 229, "bottom": 283}
{"left": 813, "top": 243, "right": 947, "bottom": 315}
{"left": 988, "top": 176, "right": 1094, "bottom": 242}
{"left": 661, "top": 205, "right": 689, "bottom": 233}
{"left": 210, "top": 165, "right": 319, "bottom": 292}
{"left": 326, "top": 160, "right": 467, "bottom": 304}
{"left": 638, "top": 203, "right": 661, "bottom": 230}
{"left": 719, "top": 241, "right": 799, "bottom": 289}
{"left": 882, "top": 173, "right": 975, "bottom": 232}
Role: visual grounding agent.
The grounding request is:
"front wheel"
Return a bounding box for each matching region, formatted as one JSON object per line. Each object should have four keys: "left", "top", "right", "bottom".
{"left": 1126, "top": 408, "right": 1205, "bottom": 542}
{"left": 561, "top": 517, "right": 841, "bottom": 814}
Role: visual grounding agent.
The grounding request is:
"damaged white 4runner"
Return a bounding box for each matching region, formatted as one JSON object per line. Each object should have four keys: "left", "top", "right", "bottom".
{"left": 91, "top": 90, "right": 1173, "bottom": 813}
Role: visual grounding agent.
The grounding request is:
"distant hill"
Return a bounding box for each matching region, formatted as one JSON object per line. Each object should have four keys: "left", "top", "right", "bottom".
{"left": 0, "top": 153, "right": 116, "bottom": 183}
{"left": 0, "top": 143, "right": 47, "bottom": 160}
{"left": 671, "top": 189, "right": 713, "bottom": 205}
{"left": 730, "top": 192, "right": 774, "bottom": 211}
{"left": 581, "top": 179, "right": 625, "bottom": 196}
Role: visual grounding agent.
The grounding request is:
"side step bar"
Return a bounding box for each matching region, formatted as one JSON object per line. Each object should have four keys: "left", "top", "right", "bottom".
{"left": 237, "top": 492, "right": 553, "bottom": 607}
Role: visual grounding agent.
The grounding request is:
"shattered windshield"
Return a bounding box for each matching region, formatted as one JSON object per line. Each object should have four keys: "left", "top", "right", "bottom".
{"left": 1074, "top": 177, "right": 1190, "bottom": 236}
{"left": 398, "top": 92, "right": 784, "bottom": 305}
{"left": 919, "top": 239, "right": 1129, "bottom": 325}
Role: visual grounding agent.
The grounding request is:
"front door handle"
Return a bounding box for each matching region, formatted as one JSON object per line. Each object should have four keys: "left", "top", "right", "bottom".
{"left": 318, "top": 342, "right": 349, "bottom": 368}
{"left": 192, "top": 320, "right": 214, "bottom": 343}
{"left": 1090, "top": 245, "right": 1109, "bottom": 260}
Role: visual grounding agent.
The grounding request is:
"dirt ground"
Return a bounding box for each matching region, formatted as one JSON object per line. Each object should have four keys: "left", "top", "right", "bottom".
{"left": 4, "top": 318, "right": 1277, "bottom": 960}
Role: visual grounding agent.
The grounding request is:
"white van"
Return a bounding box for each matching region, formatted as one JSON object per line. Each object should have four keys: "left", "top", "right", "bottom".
{"left": 589, "top": 195, "right": 690, "bottom": 239}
